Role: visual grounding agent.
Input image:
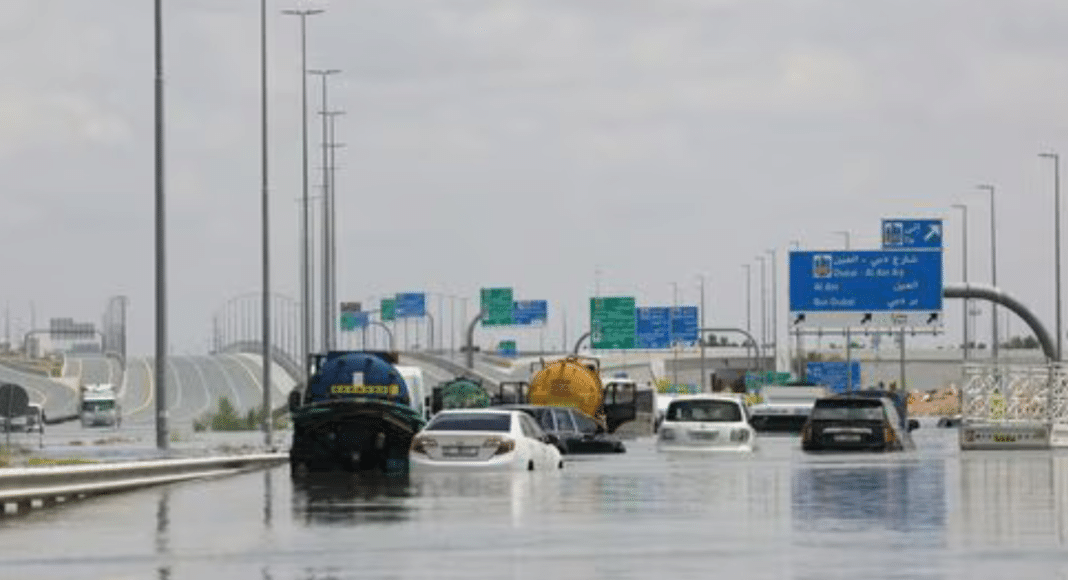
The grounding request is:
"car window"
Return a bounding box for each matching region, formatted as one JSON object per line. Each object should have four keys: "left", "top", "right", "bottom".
{"left": 552, "top": 408, "right": 575, "bottom": 432}
{"left": 810, "top": 400, "right": 885, "bottom": 421}
{"left": 882, "top": 402, "right": 902, "bottom": 427}
{"left": 520, "top": 415, "right": 545, "bottom": 439}
{"left": 425, "top": 413, "right": 511, "bottom": 432}
{"left": 666, "top": 400, "right": 742, "bottom": 422}
{"left": 572, "top": 412, "right": 598, "bottom": 434}
{"left": 536, "top": 409, "right": 556, "bottom": 431}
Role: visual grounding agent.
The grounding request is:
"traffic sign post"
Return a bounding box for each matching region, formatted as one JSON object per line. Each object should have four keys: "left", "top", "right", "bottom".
{"left": 512, "top": 300, "right": 548, "bottom": 325}
{"left": 789, "top": 250, "right": 943, "bottom": 327}
{"left": 381, "top": 298, "right": 396, "bottom": 322}
{"left": 636, "top": 307, "right": 671, "bottom": 348}
{"left": 590, "top": 297, "right": 636, "bottom": 349}
{"left": 395, "top": 292, "right": 426, "bottom": 318}
{"left": 670, "top": 306, "right": 699, "bottom": 346}
{"left": 480, "top": 288, "right": 514, "bottom": 326}
{"left": 881, "top": 218, "right": 943, "bottom": 250}
{"left": 806, "top": 361, "right": 862, "bottom": 393}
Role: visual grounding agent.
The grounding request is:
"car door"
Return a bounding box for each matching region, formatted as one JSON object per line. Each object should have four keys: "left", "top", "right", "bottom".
{"left": 519, "top": 414, "right": 550, "bottom": 468}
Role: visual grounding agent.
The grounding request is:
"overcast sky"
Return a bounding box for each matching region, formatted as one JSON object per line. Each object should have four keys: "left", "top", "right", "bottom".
{"left": 4, "top": 0, "right": 1068, "bottom": 356}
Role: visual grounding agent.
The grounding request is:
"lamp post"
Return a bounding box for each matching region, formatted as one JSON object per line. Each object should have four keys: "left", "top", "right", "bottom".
{"left": 1041, "top": 152, "right": 1062, "bottom": 361}
{"left": 282, "top": 7, "right": 323, "bottom": 389}
{"left": 308, "top": 69, "right": 340, "bottom": 352}
{"left": 153, "top": 0, "right": 168, "bottom": 450}
{"left": 697, "top": 274, "right": 707, "bottom": 391}
{"left": 671, "top": 281, "right": 679, "bottom": 388}
{"left": 766, "top": 248, "right": 777, "bottom": 372}
{"left": 743, "top": 264, "right": 752, "bottom": 371}
{"left": 834, "top": 231, "right": 853, "bottom": 391}
{"left": 322, "top": 109, "right": 345, "bottom": 352}
{"left": 755, "top": 255, "right": 767, "bottom": 375}
{"left": 257, "top": 0, "right": 274, "bottom": 447}
{"left": 952, "top": 203, "right": 970, "bottom": 361}
{"left": 788, "top": 240, "right": 800, "bottom": 375}
{"left": 977, "top": 184, "right": 998, "bottom": 362}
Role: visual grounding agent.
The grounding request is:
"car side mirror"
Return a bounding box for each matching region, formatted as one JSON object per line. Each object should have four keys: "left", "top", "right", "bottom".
{"left": 543, "top": 433, "right": 560, "bottom": 446}
{"left": 908, "top": 419, "right": 920, "bottom": 432}
{"left": 288, "top": 389, "right": 302, "bottom": 413}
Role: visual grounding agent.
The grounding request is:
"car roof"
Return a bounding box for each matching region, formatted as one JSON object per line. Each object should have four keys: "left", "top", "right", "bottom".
{"left": 667, "top": 394, "right": 745, "bottom": 404}
{"left": 433, "top": 408, "right": 516, "bottom": 415}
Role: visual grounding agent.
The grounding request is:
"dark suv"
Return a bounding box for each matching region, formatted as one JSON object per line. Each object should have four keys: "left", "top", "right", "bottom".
{"left": 801, "top": 395, "right": 918, "bottom": 452}
{"left": 496, "top": 405, "right": 626, "bottom": 454}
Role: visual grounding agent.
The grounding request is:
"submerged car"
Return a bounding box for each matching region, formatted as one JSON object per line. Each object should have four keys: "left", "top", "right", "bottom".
{"left": 496, "top": 404, "right": 626, "bottom": 454}
{"left": 409, "top": 409, "right": 563, "bottom": 472}
{"left": 656, "top": 394, "right": 757, "bottom": 452}
{"left": 801, "top": 395, "right": 918, "bottom": 452}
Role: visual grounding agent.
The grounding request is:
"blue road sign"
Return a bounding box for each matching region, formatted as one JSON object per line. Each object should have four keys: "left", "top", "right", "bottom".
{"left": 395, "top": 292, "right": 426, "bottom": 318}
{"left": 881, "top": 218, "right": 943, "bottom": 250}
{"left": 671, "top": 306, "right": 699, "bottom": 346}
{"left": 636, "top": 307, "right": 671, "bottom": 348}
{"left": 513, "top": 300, "right": 548, "bottom": 325}
{"left": 806, "top": 361, "right": 861, "bottom": 394}
{"left": 340, "top": 311, "right": 369, "bottom": 331}
{"left": 789, "top": 250, "right": 943, "bottom": 327}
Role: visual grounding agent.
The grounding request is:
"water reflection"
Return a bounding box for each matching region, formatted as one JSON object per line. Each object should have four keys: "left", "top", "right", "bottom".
{"left": 792, "top": 458, "right": 945, "bottom": 535}
{"left": 956, "top": 452, "right": 1068, "bottom": 548}
{"left": 291, "top": 472, "right": 415, "bottom": 526}
{"left": 156, "top": 489, "right": 171, "bottom": 580}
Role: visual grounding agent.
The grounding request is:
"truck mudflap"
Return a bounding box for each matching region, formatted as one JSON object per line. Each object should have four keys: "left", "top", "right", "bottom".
{"left": 289, "top": 399, "right": 426, "bottom": 478}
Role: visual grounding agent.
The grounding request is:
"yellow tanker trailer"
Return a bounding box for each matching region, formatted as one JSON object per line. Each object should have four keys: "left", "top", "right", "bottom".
{"left": 527, "top": 356, "right": 637, "bottom": 433}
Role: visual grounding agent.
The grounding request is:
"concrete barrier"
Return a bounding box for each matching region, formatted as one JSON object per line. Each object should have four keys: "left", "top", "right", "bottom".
{"left": 0, "top": 453, "right": 287, "bottom": 514}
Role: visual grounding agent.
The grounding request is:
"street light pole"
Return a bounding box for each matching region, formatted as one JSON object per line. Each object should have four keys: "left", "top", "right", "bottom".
{"left": 743, "top": 264, "right": 752, "bottom": 370}
{"left": 323, "top": 109, "right": 345, "bottom": 352}
{"left": 309, "top": 69, "right": 340, "bottom": 352}
{"left": 977, "top": 184, "right": 998, "bottom": 362}
{"left": 766, "top": 248, "right": 777, "bottom": 373}
{"left": 697, "top": 274, "right": 707, "bottom": 391}
{"left": 834, "top": 231, "right": 852, "bottom": 391}
{"left": 282, "top": 7, "right": 323, "bottom": 389}
{"left": 671, "top": 281, "right": 679, "bottom": 388}
{"left": 1041, "top": 153, "right": 1062, "bottom": 361}
{"left": 259, "top": 0, "right": 273, "bottom": 447}
{"left": 153, "top": 0, "right": 169, "bottom": 450}
{"left": 756, "top": 256, "right": 767, "bottom": 375}
{"left": 952, "top": 203, "right": 970, "bottom": 362}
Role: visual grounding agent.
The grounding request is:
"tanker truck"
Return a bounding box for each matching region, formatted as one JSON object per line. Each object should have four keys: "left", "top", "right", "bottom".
{"left": 287, "top": 351, "right": 426, "bottom": 478}
{"left": 527, "top": 355, "right": 637, "bottom": 433}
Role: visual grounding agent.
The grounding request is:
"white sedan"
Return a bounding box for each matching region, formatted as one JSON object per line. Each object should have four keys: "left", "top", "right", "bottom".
{"left": 657, "top": 394, "right": 757, "bottom": 453}
{"left": 409, "top": 409, "right": 563, "bottom": 472}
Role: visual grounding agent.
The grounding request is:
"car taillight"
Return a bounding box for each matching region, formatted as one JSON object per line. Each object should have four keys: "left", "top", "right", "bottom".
{"left": 801, "top": 424, "right": 812, "bottom": 443}
{"left": 730, "top": 429, "right": 749, "bottom": 442}
{"left": 410, "top": 436, "right": 437, "bottom": 455}
{"left": 884, "top": 425, "right": 895, "bottom": 444}
{"left": 659, "top": 428, "right": 676, "bottom": 440}
{"left": 484, "top": 437, "right": 515, "bottom": 455}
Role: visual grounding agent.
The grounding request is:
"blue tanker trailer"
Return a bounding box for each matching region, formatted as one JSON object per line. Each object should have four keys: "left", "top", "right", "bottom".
{"left": 287, "top": 351, "right": 426, "bottom": 478}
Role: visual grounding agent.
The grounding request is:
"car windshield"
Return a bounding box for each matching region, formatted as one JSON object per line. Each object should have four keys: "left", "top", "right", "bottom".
{"left": 810, "top": 400, "right": 885, "bottom": 421}
{"left": 82, "top": 401, "right": 115, "bottom": 412}
{"left": 666, "top": 399, "right": 742, "bottom": 422}
{"left": 425, "top": 413, "right": 511, "bottom": 432}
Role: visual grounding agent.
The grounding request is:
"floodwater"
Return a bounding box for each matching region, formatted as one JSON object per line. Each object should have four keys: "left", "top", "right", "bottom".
{"left": 4, "top": 420, "right": 1068, "bottom": 579}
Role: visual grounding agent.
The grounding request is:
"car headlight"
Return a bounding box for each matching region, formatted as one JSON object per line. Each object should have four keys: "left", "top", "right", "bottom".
{"left": 659, "top": 428, "right": 676, "bottom": 441}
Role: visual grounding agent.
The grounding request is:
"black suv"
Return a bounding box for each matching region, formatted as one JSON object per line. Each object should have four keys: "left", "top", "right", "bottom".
{"left": 496, "top": 405, "right": 626, "bottom": 454}
{"left": 801, "top": 394, "right": 918, "bottom": 452}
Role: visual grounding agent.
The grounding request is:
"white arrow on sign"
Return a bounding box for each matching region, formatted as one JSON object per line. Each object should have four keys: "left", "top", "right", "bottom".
{"left": 925, "top": 223, "right": 942, "bottom": 242}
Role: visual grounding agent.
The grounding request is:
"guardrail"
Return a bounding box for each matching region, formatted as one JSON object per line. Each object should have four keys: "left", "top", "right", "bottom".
{"left": 0, "top": 453, "right": 287, "bottom": 514}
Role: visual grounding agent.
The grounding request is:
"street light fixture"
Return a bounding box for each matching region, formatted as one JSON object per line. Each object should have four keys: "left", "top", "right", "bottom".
{"left": 951, "top": 203, "right": 970, "bottom": 361}
{"left": 1041, "top": 152, "right": 1062, "bottom": 361}
{"left": 977, "top": 184, "right": 997, "bottom": 362}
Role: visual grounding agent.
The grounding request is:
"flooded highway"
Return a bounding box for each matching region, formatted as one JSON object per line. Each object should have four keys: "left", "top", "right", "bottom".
{"left": 2, "top": 421, "right": 1067, "bottom": 579}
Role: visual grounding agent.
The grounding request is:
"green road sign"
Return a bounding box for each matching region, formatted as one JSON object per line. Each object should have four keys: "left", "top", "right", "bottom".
{"left": 340, "top": 312, "right": 358, "bottom": 331}
{"left": 381, "top": 298, "right": 396, "bottom": 321}
{"left": 480, "top": 287, "right": 514, "bottom": 326}
{"left": 590, "top": 297, "right": 635, "bottom": 349}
